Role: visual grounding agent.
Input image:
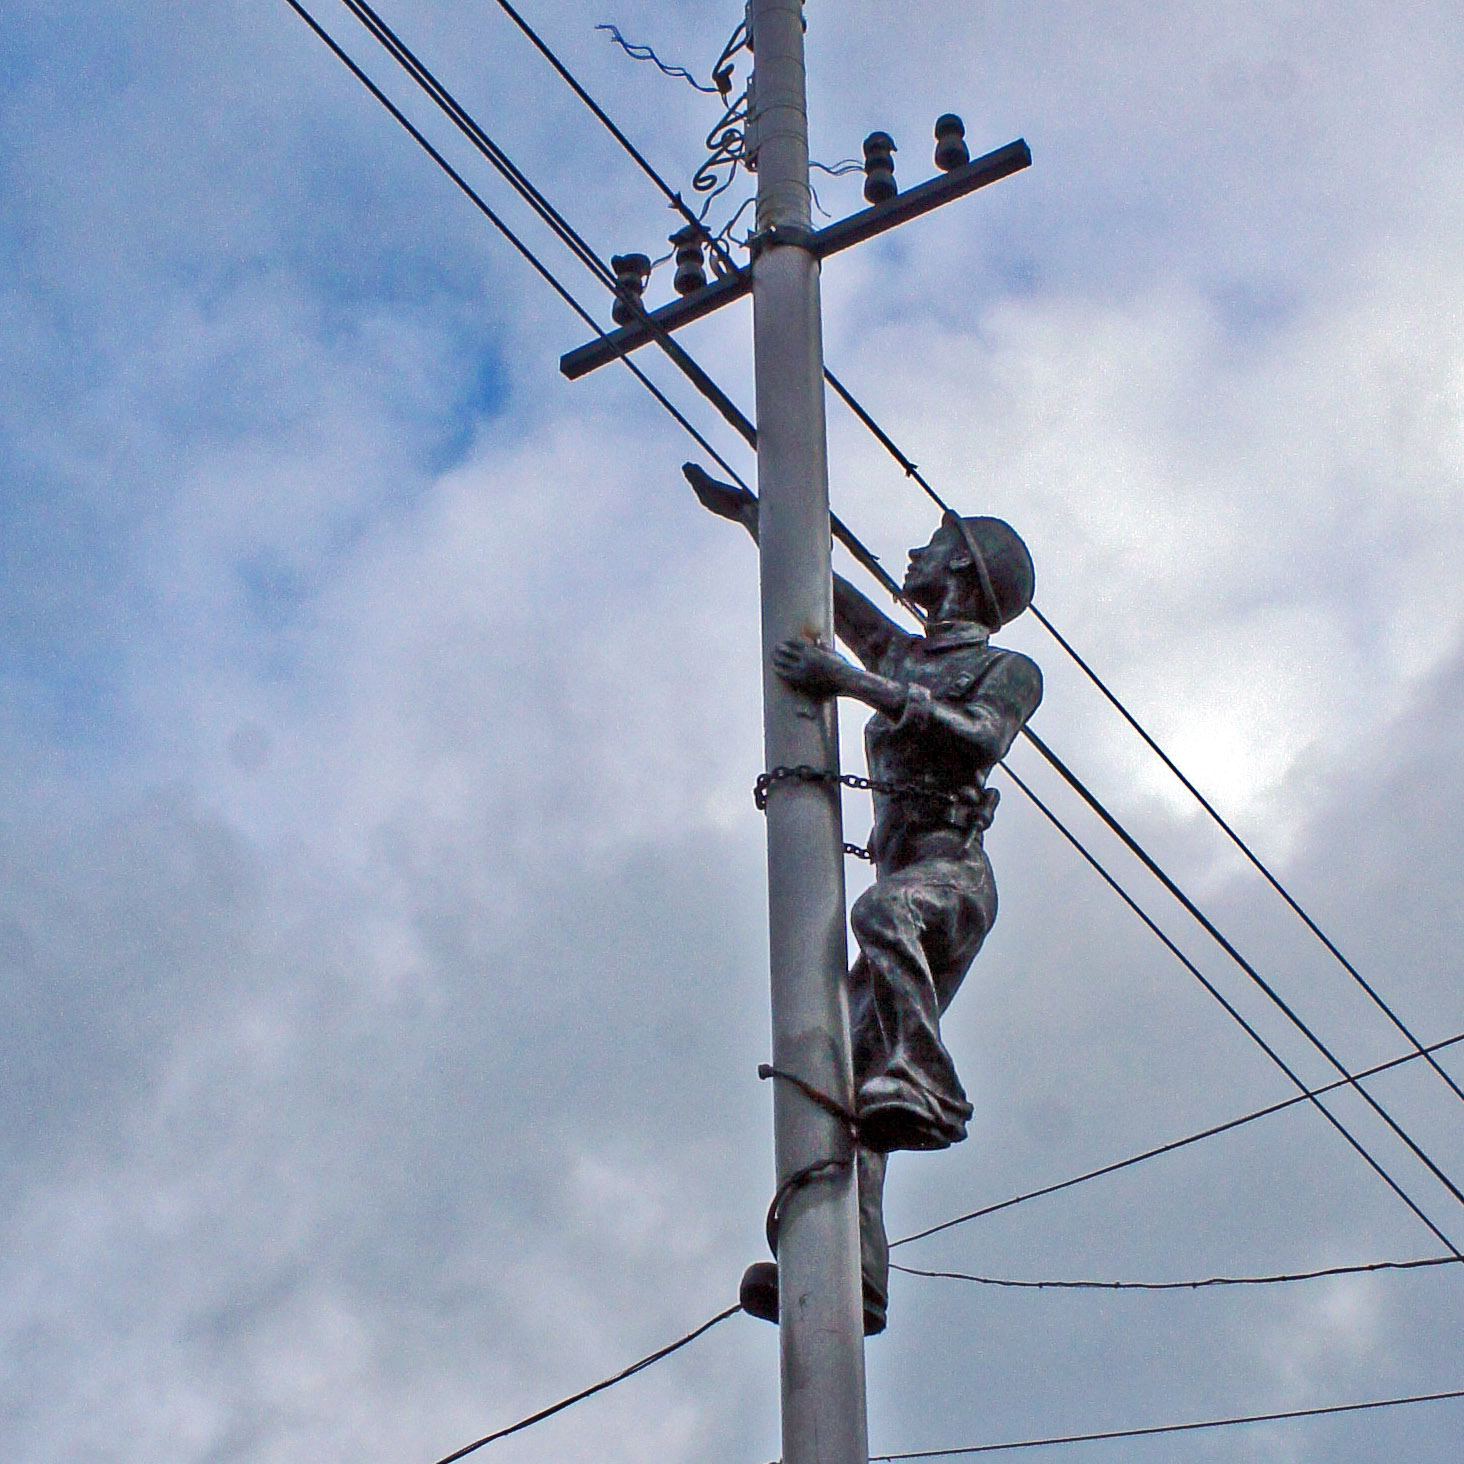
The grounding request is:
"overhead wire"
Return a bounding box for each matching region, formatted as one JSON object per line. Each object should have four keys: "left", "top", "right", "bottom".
{"left": 469, "top": 0, "right": 1464, "bottom": 1245}
{"left": 329, "top": 0, "right": 917, "bottom": 613}
{"left": 334, "top": 0, "right": 759, "bottom": 456}
{"left": 1023, "top": 729, "right": 1464, "bottom": 1218}
{"left": 595, "top": 23, "right": 723, "bottom": 94}
{"left": 1025, "top": 604, "right": 1464, "bottom": 1110}
{"left": 889, "top": 1028, "right": 1464, "bottom": 1248}
{"left": 432, "top": 1304, "right": 742, "bottom": 1463}
{"left": 279, "top": 0, "right": 765, "bottom": 518}
{"left": 866, "top": 1385, "right": 1464, "bottom": 1459}
{"left": 991, "top": 763, "right": 1461, "bottom": 1257}
{"left": 891, "top": 1253, "right": 1463, "bottom": 1292}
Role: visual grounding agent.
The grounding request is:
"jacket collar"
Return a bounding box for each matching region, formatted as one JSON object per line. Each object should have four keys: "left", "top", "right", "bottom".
{"left": 920, "top": 619, "right": 990, "bottom": 653}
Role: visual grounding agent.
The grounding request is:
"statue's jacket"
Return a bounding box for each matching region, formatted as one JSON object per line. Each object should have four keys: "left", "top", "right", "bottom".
{"left": 863, "top": 619, "right": 1043, "bottom": 872}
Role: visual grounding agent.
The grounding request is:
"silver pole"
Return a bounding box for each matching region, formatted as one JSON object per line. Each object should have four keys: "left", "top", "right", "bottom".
{"left": 748, "top": 3, "right": 869, "bottom": 1462}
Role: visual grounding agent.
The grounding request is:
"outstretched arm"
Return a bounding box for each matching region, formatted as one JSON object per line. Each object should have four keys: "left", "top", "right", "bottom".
{"left": 772, "top": 644, "right": 1042, "bottom": 766}
{"left": 682, "top": 463, "right": 906, "bottom": 668}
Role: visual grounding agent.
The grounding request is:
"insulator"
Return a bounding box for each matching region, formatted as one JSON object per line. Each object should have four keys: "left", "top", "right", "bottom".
{"left": 610, "top": 252, "right": 651, "bottom": 326}
{"left": 862, "top": 131, "right": 897, "bottom": 205}
{"left": 670, "top": 224, "right": 709, "bottom": 296}
{"left": 934, "top": 113, "right": 969, "bottom": 172}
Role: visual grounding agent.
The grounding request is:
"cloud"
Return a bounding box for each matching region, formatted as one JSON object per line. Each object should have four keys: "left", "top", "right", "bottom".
{"left": 3, "top": 3, "right": 1462, "bottom": 1462}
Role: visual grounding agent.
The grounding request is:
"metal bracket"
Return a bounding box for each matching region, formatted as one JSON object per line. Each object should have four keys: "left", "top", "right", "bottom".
{"left": 746, "top": 221, "right": 817, "bottom": 258}
{"left": 560, "top": 138, "right": 1031, "bottom": 382}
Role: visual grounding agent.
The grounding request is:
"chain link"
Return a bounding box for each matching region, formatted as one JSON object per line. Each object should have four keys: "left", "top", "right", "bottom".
{"left": 753, "top": 764, "right": 961, "bottom": 811}
{"left": 753, "top": 765, "right": 966, "bottom": 863}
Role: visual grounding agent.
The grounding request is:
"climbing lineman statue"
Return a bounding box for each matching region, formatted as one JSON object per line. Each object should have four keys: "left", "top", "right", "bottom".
{"left": 684, "top": 463, "right": 1042, "bottom": 1335}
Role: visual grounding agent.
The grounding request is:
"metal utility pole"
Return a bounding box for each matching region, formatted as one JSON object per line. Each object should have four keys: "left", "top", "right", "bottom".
{"left": 748, "top": 3, "right": 869, "bottom": 1461}
{"left": 560, "top": 14, "right": 1032, "bottom": 1455}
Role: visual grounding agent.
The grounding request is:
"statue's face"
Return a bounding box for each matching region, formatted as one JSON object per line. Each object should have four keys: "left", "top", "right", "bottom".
{"left": 903, "top": 523, "right": 962, "bottom": 609}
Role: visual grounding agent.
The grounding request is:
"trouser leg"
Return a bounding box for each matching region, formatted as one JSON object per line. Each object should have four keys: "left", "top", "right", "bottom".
{"left": 849, "top": 860, "right": 993, "bottom": 1151}
{"left": 858, "top": 1146, "right": 889, "bottom": 1334}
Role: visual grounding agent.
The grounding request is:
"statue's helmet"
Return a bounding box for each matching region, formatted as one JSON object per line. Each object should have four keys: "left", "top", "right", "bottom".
{"left": 942, "top": 512, "right": 1035, "bottom": 630}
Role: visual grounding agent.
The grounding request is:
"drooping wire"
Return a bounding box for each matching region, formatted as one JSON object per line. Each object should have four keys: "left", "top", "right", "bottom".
{"left": 432, "top": 1304, "right": 742, "bottom": 1463}
{"left": 992, "top": 761, "right": 1461, "bottom": 1258}
{"left": 691, "top": 83, "right": 751, "bottom": 212}
{"left": 889, "top": 1029, "right": 1464, "bottom": 1249}
{"left": 866, "top": 1386, "right": 1464, "bottom": 1460}
{"left": 1022, "top": 728, "right": 1464, "bottom": 1219}
{"left": 891, "top": 1254, "right": 1462, "bottom": 1292}
{"left": 595, "top": 22, "right": 723, "bottom": 94}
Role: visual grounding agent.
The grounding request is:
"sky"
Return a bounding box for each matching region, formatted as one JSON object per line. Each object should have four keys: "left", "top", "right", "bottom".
{"left": 2, "top": 1, "right": 1463, "bottom": 1460}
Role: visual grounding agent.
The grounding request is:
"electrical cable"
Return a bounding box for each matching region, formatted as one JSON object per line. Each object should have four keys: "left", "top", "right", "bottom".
{"left": 293, "top": 0, "right": 1463, "bottom": 1270}
{"left": 595, "top": 23, "right": 723, "bottom": 94}
{"left": 334, "top": 0, "right": 773, "bottom": 463}
{"left": 991, "top": 762, "right": 1462, "bottom": 1258}
{"left": 866, "top": 1385, "right": 1464, "bottom": 1459}
{"left": 341, "top": 0, "right": 613, "bottom": 287}
{"left": 822, "top": 355, "right": 1464, "bottom": 1117}
{"left": 487, "top": 0, "right": 743, "bottom": 275}
{"left": 889, "top": 1028, "right": 1464, "bottom": 1248}
{"left": 334, "top": 0, "right": 763, "bottom": 459}
{"left": 1022, "top": 728, "right": 1464, "bottom": 1217}
{"left": 891, "top": 1254, "right": 1462, "bottom": 1291}
{"left": 432, "top": 1304, "right": 742, "bottom": 1462}
{"left": 281, "top": 0, "right": 752, "bottom": 498}
{"left": 337, "top": 0, "right": 918, "bottom": 613}
{"left": 1025, "top": 603, "right": 1464, "bottom": 1111}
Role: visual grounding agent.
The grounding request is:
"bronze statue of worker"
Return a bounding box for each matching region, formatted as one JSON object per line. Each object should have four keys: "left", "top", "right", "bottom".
{"left": 684, "top": 463, "right": 1042, "bottom": 1335}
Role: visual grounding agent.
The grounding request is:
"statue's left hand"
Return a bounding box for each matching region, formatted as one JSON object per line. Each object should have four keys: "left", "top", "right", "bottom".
{"left": 772, "top": 639, "right": 853, "bottom": 697}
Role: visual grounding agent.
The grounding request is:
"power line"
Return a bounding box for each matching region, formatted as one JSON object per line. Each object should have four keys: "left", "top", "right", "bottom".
{"left": 889, "top": 1029, "right": 1464, "bottom": 1249}
{"left": 866, "top": 1386, "right": 1464, "bottom": 1459}
{"left": 595, "top": 23, "right": 723, "bottom": 94}
{"left": 823, "top": 353, "right": 1464, "bottom": 1120}
{"left": 475, "top": 4, "right": 1464, "bottom": 1170}
{"left": 326, "top": 0, "right": 917, "bottom": 614}
{"left": 335, "top": 0, "right": 761, "bottom": 457}
{"left": 487, "top": 0, "right": 742, "bottom": 272}
{"left": 1025, "top": 604, "right": 1464, "bottom": 1112}
{"left": 891, "top": 1254, "right": 1463, "bottom": 1292}
{"left": 294, "top": 0, "right": 1461, "bottom": 1269}
{"left": 992, "top": 762, "right": 1462, "bottom": 1258}
{"left": 1022, "top": 728, "right": 1464, "bottom": 1219}
{"left": 432, "top": 1304, "right": 742, "bottom": 1463}
{"left": 280, "top": 0, "right": 756, "bottom": 500}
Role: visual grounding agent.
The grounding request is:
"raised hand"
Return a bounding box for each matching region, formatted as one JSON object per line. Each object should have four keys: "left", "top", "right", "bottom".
{"left": 682, "top": 462, "right": 758, "bottom": 528}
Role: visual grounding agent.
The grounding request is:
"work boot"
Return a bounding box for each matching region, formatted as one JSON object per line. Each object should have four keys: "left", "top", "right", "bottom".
{"left": 738, "top": 1261, "right": 887, "bottom": 1336}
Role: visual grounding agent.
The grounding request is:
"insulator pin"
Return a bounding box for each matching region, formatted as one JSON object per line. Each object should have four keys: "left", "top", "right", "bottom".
{"left": 934, "top": 114, "right": 969, "bottom": 172}
{"left": 670, "top": 225, "right": 709, "bottom": 296}
{"left": 862, "top": 131, "right": 897, "bottom": 205}
{"left": 610, "top": 252, "right": 651, "bottom": 326}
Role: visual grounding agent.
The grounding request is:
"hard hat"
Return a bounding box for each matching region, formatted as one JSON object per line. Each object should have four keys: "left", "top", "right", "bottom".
{"left": 942, "top": 511, "right": 1035, "bottom": 629}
